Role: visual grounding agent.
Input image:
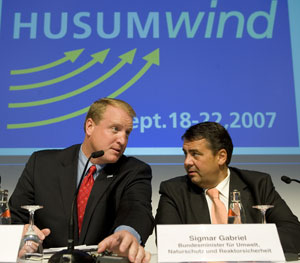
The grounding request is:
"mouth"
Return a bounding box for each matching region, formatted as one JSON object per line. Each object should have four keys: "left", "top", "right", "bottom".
{"left": 187, "top": 170, "right": 197, "bottom": 176}
{"left": 111, "top": 147, "right": 122, "bottom": 154}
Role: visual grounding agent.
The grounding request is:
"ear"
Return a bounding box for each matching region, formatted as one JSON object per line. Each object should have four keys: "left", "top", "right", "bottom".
{"left": 85, "top": 118, "right": 95, "bottom": 136}
{"left": 217, "top": 149, "right": 227, "bottom": 166}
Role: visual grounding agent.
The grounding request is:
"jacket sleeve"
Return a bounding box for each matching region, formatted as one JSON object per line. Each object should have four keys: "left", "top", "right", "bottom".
{"left": 9, "top": 153, "right": 37, "bottom": 224}
{"left": 155, "top": 181, "right": 183, "bottom": 225}
{"left": 262, "top": 174, "right": 300, "bottom": 253}
{"left": 112, "top": 159, "right": 154, "bottom": 246}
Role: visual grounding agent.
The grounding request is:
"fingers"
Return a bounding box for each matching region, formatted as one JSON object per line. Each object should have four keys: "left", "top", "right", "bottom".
{"left": 142, "top": 251, "right": 151, "bottom": 263}
{"left": 41, "top": 228, "right": 51, "bottom": 240}
{"left": 97, "top": 231, "right": 151, "bottom": 263}
{"left": 32, "top": 225, "right": 51, "bottom": 241}
{"left": 129, "top": 245, "right": 149, "bottom": 263}
{"left": 99, "top": 230, "right": 137, "bottom": 256}
{"left": 22, "top": 225, "right": 51, "bottom": 242}
{"left": 18, "top": 241, "right": 39, "bottom": 258}
{"left": 124, "top": 244, "right": 151, "bottom": 263}
{"left": 118, "top": 231, "right": 138, "bottom": 256}
{"left": 98, "top": 232, "right": 121, "bottom": 253}
{"left": 18, "top": 225, "right": 50, "bottom": 259}
{"left": 22, "top": 224, "right": 30, "bottom": 236}
{"left": 25, "top": 241, "right": 39, "bottom": 252}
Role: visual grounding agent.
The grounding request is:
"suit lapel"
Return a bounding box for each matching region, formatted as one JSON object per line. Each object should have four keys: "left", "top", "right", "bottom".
{"left": 79, "top": 164, "right": 116, "bottom": 243}
{"left": 191, "top": 192, "right": 211, "bottom": 223}
{"left": 187, "top": 180, "right": 211, "bottom": 224}
{"left": 59, "top": 162, "right": 77, "bottom": 219}
{"left": 56, "top": 146, "right": 79, "bottom": 237}
{"left": 229, "top": 168, "right": 257, "bottom": 223}
{"left": 229, "top": 169, "right": 248, "bottom": 202}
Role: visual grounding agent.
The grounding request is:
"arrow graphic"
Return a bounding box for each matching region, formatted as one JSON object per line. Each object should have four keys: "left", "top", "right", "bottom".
{"left": 6, "top": 48, "right": 159, "bottom": 129}
{"left": 10, "top": 49, "right": 84, "bottom": 75}
{"left": 8, "top": 49, "right": 136, "bottom": 108}
{"left": 7, "top": 106, "right": 90, "bottom": 129}
{"left": 9, "top": 49, "right": 110, "bottom": 90}
{"left": 108, "top": 48, "right": 160, "bottom": 98}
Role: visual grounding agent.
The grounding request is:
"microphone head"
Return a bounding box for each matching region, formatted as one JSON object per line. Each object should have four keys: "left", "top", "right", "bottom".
{"left": 91, "top": 150, "right": 104, "bottom": 158}
{"left": 281, "top": 175, "right": 292, "bottom": 184}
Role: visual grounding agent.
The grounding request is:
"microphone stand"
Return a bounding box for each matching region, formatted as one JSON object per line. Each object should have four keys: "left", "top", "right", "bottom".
{"left": 49, "top": 150, "right": 104, "bottom": 263}
{"left": 281, "top": 175, "right": 300, "bottom": 184}
{"left": 290, "top": 179, "right": 300, "bottom": 184}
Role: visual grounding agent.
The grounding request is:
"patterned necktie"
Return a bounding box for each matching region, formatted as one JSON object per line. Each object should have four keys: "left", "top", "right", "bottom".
{"left": 77, "top": 165, "right": 96, "bottom": 235}
{"left": 206, "top": 188, "right": 228, "bottom": 224}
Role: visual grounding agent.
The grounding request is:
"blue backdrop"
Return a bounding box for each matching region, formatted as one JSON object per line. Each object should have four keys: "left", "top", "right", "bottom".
{"left": 0, "top": 0, "right": 299, "bottom": 155}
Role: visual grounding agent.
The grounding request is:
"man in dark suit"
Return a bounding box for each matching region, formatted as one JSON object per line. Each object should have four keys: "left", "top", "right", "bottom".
{"left": 9, "top": 98, "right": 154, "bottom": 263}
{"left": 155, "top": 122, "right": 300, "bottom": 254}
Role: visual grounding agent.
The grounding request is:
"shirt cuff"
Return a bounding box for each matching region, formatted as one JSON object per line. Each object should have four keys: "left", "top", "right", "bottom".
{"left": 114, "top": 225, "right": 141, "bottom": 244}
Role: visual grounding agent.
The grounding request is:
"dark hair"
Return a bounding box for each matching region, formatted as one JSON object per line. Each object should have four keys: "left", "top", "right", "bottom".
{"left": 182, "top": 122, "right": 233, "bottom": 165}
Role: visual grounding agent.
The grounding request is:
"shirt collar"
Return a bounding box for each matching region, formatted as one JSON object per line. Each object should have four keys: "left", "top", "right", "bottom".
{"left": 204, "top": 168, "right": 230, "bottom": 197}
{"left": 79, "top": 146, "right": 104, "bottom": 175}
{"left": 215, "top": 168, "right": 230, "bottom": 200}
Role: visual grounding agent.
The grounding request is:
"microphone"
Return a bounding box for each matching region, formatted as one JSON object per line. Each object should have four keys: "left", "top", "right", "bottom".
{"left": 281, "top": 175, "right": 300, "bottom": 184}
{"left": 91, "top": 150, "right": 105, "bottom": 159}
{"left": 49, "top": 150, "right": 104, "bottom": 263}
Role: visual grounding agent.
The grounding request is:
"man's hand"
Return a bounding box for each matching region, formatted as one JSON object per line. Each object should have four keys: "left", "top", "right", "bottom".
{"left": 18, "top": 224, "right": 51, "bottom": 257}
{"left": 22, "top": 224, "right": 51, "bottom": 241}
{"left": 97, "top": 230, "right": 151, "bottom": 263}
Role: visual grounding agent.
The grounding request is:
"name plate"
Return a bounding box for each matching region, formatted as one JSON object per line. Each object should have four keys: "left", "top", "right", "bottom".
{"left": 157, "top": 224, "right": 285, "bottom": 262}
{"left": 0, "top": 225, "right": 23, "bottom": 262}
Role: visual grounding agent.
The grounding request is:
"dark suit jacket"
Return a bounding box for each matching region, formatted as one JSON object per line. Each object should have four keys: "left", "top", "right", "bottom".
{"left": 155, "top": 167, "right": 300, "bottom": 253}
{"left": 9, "top": 144, "right": 154, "bottom": 248}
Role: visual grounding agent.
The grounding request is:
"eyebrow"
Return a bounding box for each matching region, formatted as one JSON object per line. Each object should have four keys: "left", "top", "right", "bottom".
{"left": 183, "top": 148, "right": 198, "bottom": 153}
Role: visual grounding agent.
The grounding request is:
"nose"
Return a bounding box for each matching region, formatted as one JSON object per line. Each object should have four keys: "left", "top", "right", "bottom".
{"left": 117, "top": 132, "right": 128, "bottom": 146}
{"left": 184, "top": 154, "right": 193, "bottom": 168}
